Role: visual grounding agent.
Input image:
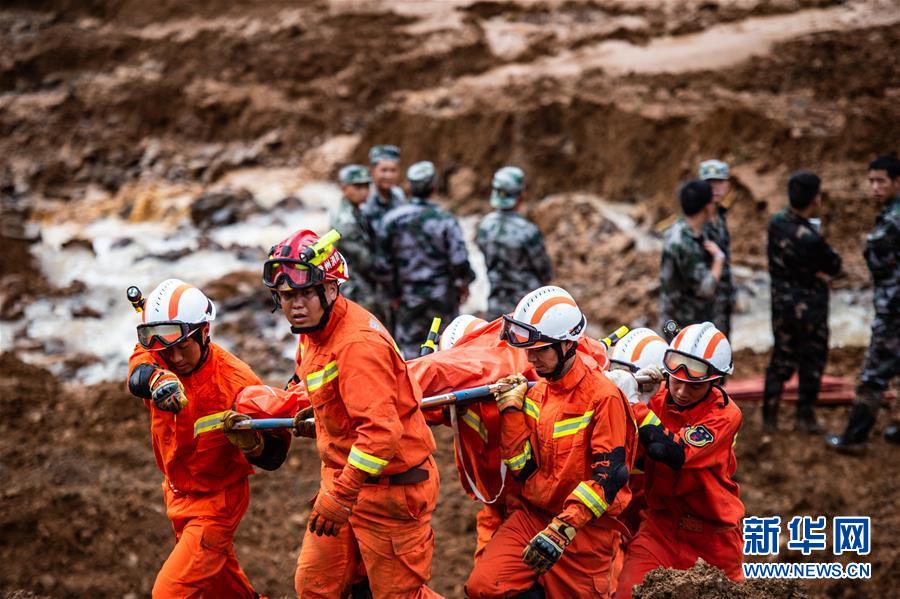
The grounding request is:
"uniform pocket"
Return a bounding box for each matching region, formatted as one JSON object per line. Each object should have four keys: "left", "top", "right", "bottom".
{"left": 309, "top": 381, "right": 350, "bottom": 437}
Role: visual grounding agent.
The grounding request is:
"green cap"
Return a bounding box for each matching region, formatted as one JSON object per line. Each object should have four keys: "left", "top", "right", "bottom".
{"left": 368, "top": 144, "right": 401, "bottom": 165}
{"left": 407, "top": 161, "right": 437, "bottom": 197}
{"left": 338, "top": 164, "right": 372, "bottom": 185}
{"left": 490, "top": 166, "right": 525, "bottom": 209}
{"left": 699, "top": 159, "right": 729, "bottom": 181}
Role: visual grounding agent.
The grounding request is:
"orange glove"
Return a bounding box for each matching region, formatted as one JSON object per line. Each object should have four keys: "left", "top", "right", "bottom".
{"left": 523, "top": 516, "right": 577, "bottom": 574}
{"left": 494, "top": 374, "right": 528, "bottom": 412}
{"left": 222, "top": 410, "right": 264, "bottom": 455}
{"left": 149, "top": 369, "right": 188, "bottom": 413}
{"left": 308, "top": 466, "right": 368, "bottom": 537}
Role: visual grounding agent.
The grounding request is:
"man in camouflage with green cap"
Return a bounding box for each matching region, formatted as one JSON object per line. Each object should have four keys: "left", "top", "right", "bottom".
{"left": 764, "top": 171, "right": 842, "bottom": 434}
{"left": 659, "top": 180, "right": 727, "bottom": 330}
{"left": 363, "top": 144, "right": 406, "bottom": 331}
{"left": 378, "top": 161, "right": 475, "bottom": 358}
{"left": 828, "top": 154, "right": 900, "bottom": 454}
{"left": 476, "top": 166, "right": 553, "bottom": 320}
{"left": 329, "top": 164, "right": 386, "bottom": 322}
{"left": 699, "top": 159, "right": 735, "bottom": 337}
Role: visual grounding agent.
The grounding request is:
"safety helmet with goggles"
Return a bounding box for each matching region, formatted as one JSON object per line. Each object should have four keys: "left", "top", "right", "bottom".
{"left": 663, "top": 322, "right": 733, "bottom": 383}
{"left": 609, "top": 327, "right": 667, "bottom": 373}
{"left": 136, "top": 279, "right": 216, "bottom": 351}
{"left": 501, "top": 286, "right": 586, "bottom": 349}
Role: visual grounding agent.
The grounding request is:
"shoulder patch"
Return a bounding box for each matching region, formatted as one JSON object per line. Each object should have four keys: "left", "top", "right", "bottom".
{"left": 684, "top": 424, "right": 715, "bottom": 447}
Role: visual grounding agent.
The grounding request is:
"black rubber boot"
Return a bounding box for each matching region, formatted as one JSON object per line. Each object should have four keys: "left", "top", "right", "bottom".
{"left": 825, "top": 403, "right": 877, "bottom": 455}
{"left": 795, "top": 404, "right": 823, "bottom": 435}
{"left": 762, "top": 396, "right": 779, "bottom": 433}
{"left": 884, "top": 423, "right": 900, "bottom": 444}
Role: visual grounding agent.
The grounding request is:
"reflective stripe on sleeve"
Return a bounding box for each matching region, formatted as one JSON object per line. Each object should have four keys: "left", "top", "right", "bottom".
{"left": 639, "top": 410, "right": 662, "bottom": 428}
{"left": 572, "top": 481, "right": 608, "bottom": 517}
{"left": 347, "top": 445, "right": 389, "bottom": 475}
{"left": 524, "top": 397, "right": 540, "bottom": 421}
{"left": 503, "top": 440, "right": 533, "bottom": 472}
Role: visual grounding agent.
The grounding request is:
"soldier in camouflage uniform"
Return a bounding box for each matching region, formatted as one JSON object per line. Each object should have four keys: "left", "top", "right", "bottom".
{"left": 476, "top": 166, "right": 553, "bottom": 320}
{"left": 659, "top": 180, "right": 727, "bottom": 331}
{"left": 329, "top": 164, "right": 386, "bottom": 323}
{"left": 764, "top": 171, "right": 842, "bottom": 434}
{"left": 699, "top": 159, "right": 736, "bottom": 338}
{"left": 362, "top": 144, "right": 406, "bottom": 332}
{"left": 828, "top": 155, "right": 900, "bottom": 453}
{"left": 378, "top": 161, "right": 476, "bottom": 358}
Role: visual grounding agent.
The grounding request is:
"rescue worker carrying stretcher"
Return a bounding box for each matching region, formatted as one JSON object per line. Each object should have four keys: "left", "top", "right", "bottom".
{"left": 126, "top": 279, "right": 284, "bottom": 598}
{"left": 614, "top": 322, "right": 744, "bottom": 599}
{"left": 466, "top": 286, "right": 637, "bottom": 598}
{"left": 262, "top": 229, "right": 442, "bottom": 599}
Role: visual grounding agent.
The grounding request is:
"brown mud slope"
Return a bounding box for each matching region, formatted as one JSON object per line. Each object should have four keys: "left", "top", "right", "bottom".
{"left": 3, "top": 350, "right": 899, "bottom": 598}
{"left": 634, "top": 560, "right": 807, "bottom": 598}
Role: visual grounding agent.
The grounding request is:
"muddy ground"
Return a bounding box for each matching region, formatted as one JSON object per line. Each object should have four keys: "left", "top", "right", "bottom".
{"left": 1, "top": 0, "right": 898, "bottom": 597}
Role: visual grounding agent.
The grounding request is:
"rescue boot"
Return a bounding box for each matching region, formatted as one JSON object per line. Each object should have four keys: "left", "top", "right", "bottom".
{"left": 884, "top": 423, "right": 900, "bottom": 444}
{"left": 825, "top": 403, "right": 877, "bottom": 456}
{"left": 761, "top": 396, "right": 779, "bottom": 434}
{"left": 795, "top": 405, "right": 823, "bottom": 435}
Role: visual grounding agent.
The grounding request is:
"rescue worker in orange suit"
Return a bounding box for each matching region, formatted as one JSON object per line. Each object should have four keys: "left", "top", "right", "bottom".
{"left": 466, "top": 286, "right": 638, "bottom": 599}
{"left": 261, "top": 229, "right": 442, "bottom": 599}
{"left": 126, "top": 279, "right": 287, "bottom": 598}
{"left": 615, "top": 322, "right": 744, "bottom": 599}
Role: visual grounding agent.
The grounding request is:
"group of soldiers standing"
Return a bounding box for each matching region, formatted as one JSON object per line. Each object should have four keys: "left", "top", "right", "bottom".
{"left": 658, "top": 154, "right": 900, "bottom": 451}
{"left": 330, "top": 145, "right": 553, "bottom": 358}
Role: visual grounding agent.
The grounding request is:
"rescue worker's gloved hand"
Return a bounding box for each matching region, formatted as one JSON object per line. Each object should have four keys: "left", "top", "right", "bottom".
{"left": 494, "top": 374, "right": 528, "bottom": 412}
{"left": 605, "top": 369, "right": 639, "bottom": 404}
{"left": 522, "top": 516, "right": 577, "bottom": 574}
{"left": 149, "top": 369, "right": 188, "bottom": 413}
{"left": 292, "top": 405, "right": 316, "bottom": 438}
{"left": 222, "top": 410, "right": 264, "bottom": 455}
{"left": 309, "top": 491, "right": 352, "bottom": 537}
{"left": 635, "top": 365, "right": 664, "bottom": 403}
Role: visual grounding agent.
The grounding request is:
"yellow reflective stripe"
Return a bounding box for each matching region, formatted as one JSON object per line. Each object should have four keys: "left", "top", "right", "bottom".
{"left": 553, "top": 410, "right": 595, "bottom": 438}
{"left": 630, "top": 467, "right": 644, "bottom": 475}
{"left": 306, "top": 360, "right": 339, "bottom": 392}
{"left": 524, "top": 397, "right": 540, "bottom": 421}
{"left": 640, "top": 411, "right": 661, "bottom": 428}
{"left": 462, "top": 410, "right": 488, "bottom": 443}
{"left": 732, "top": 432, "right": 738, "bottom": 447}
{"left": 503, "top": 440, "right": 532, "bottom": 472}
{"left": 347, "top": 445, "right": 388, "bottom": 475}
{"left": 193, "top": 410, "right": 229, "bottom": 437}
{"left": 572, "top": 481, "right": 608, "bottom": 517}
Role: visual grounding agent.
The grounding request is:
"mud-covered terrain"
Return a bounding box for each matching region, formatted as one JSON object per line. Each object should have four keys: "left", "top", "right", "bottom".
{"left": 1, "top": 0, "right": 898, "bottom": 597}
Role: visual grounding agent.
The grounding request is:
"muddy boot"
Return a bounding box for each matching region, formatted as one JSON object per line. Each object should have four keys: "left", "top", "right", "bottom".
{"left": 795, "top": 405, "right": 822, "bottom": 435}
{"left": 762, "top": 396, "right": 779, "bottom": 434}
{"left": 885, "top": 423, "right": 900, "bottom": 444}
{"left": 825, "top": 403, "right": 877, "bottom": 456}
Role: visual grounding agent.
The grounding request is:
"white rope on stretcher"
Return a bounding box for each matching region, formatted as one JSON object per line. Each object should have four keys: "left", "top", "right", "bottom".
{"left": 449, "top": 404, "right": 506, "bottom": 505}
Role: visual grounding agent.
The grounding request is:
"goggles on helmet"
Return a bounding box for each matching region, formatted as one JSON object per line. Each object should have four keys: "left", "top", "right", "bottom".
{"left": 501, "top": 314, "right": 575, "bottom": 349}
{"left": 137, "top": 321, "right": 202, "bottom": 350}
{"left": 663, "top": 349, "right": 726, "bottom": 382}
{"left": 262, "top": 258, "right": 325, "bottom": 290}
{"left": 609, "top": 359, "right": 639, "bottom": 373}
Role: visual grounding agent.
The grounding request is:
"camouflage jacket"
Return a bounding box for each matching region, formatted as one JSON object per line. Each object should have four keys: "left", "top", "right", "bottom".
{"left": 767, "top": 207, "right": 842, "bottom": 310}
{"left": 362, "top": 186, "right": 406, "bottom": 240}
{"left": 659, "top": 218, "right": 718, "bottom": 328}
{"left": 476, "top": 209, "right": 553, "bottom": 298}
{"left": 865, "top": 195, "right": 900, "bottom": 316}
{"left": 378, "top": 196, "right": 476, "bottom": 308}
{"left": 330, "top": 197, "right": 377, "bottom": 304}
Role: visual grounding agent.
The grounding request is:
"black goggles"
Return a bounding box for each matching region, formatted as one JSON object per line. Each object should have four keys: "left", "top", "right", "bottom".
{"left": 500, "top": 314, "right": 577, "bottom": 349}
{"left": 137, "top": 322, "right": 201, "bottom": 350}
{"left": 609, "top": 359, "right": 639, "bottom": 373}
{"left": 262, "top": 258, "right": 325, "bottom": 290}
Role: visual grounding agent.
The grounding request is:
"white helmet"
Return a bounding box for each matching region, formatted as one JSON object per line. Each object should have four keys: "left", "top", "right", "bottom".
{"left": 439, "top": 314, "right": 487, "bottom": 351}
{"left": 664, "top": 322, "right": 733, "bottom": 382}
{"left": 502, "top": 286, "right": 586, "bottom": 348}
{"left": 137, "top": 278, "right": 216, "bottom": 351}
{"left": 610, "top": 328, "right": 667, "bottom": 372}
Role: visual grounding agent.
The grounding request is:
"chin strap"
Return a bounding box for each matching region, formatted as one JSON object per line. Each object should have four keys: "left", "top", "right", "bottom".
{"left": 289, "top": 285, "right": 337, "bottom": 335}
{"left": 543, "top": 342, "right": 578, "bottom": 381}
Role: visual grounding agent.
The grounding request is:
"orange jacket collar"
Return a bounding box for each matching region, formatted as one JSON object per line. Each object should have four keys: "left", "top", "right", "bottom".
{"left": 546, "top": 353, "right": 588, "bottom": 393}
{"left": 306, "top": 294, "right": 349, "bottom": 344}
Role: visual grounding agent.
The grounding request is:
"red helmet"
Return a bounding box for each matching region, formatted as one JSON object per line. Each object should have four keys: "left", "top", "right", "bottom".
{"left": 263, "top": 229, "right": 348, "bottom": 290}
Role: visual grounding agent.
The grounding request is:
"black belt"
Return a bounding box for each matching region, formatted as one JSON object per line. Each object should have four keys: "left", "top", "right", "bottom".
{"left": 365, "top": 463, "right": 429, "bottom": 486}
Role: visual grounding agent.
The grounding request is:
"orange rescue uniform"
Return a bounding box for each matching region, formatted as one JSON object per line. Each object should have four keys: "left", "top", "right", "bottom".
{"left": 292, "top": 295, "right": 441, "bottom": 599}
{"left": 466, "top": 354, "right": 637, "bottom": 598}
{"left": 616, "top": 386, "right": 744, "bottom": 599}
{"left": 128, "top": 343, "right": 261, "bottom": 598}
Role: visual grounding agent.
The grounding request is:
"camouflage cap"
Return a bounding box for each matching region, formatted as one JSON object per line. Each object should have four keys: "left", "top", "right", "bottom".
{"left": 368, "top": 144, "right": 401, "bottom": 165}
{"left": 699, "top": 159, "right": 729, "bottom": 181}
{"left": 407, "top": 160, "right": 436, "bottom": 183}
{"left": 490, "top": 166, "right": 525, "bottom": 209}
{"left": 338, "top": 164, "right": 372, "bottom": 185}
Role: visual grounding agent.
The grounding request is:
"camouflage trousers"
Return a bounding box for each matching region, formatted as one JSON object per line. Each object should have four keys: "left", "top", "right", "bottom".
{"left": 764, "top": 302, "right": 829, "bottom": 416}
{"left": 856, "top": 313, "right": 900, "bottom": 407}
{"left": 394, "top": 299, "right": 459, "bottom": 360}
